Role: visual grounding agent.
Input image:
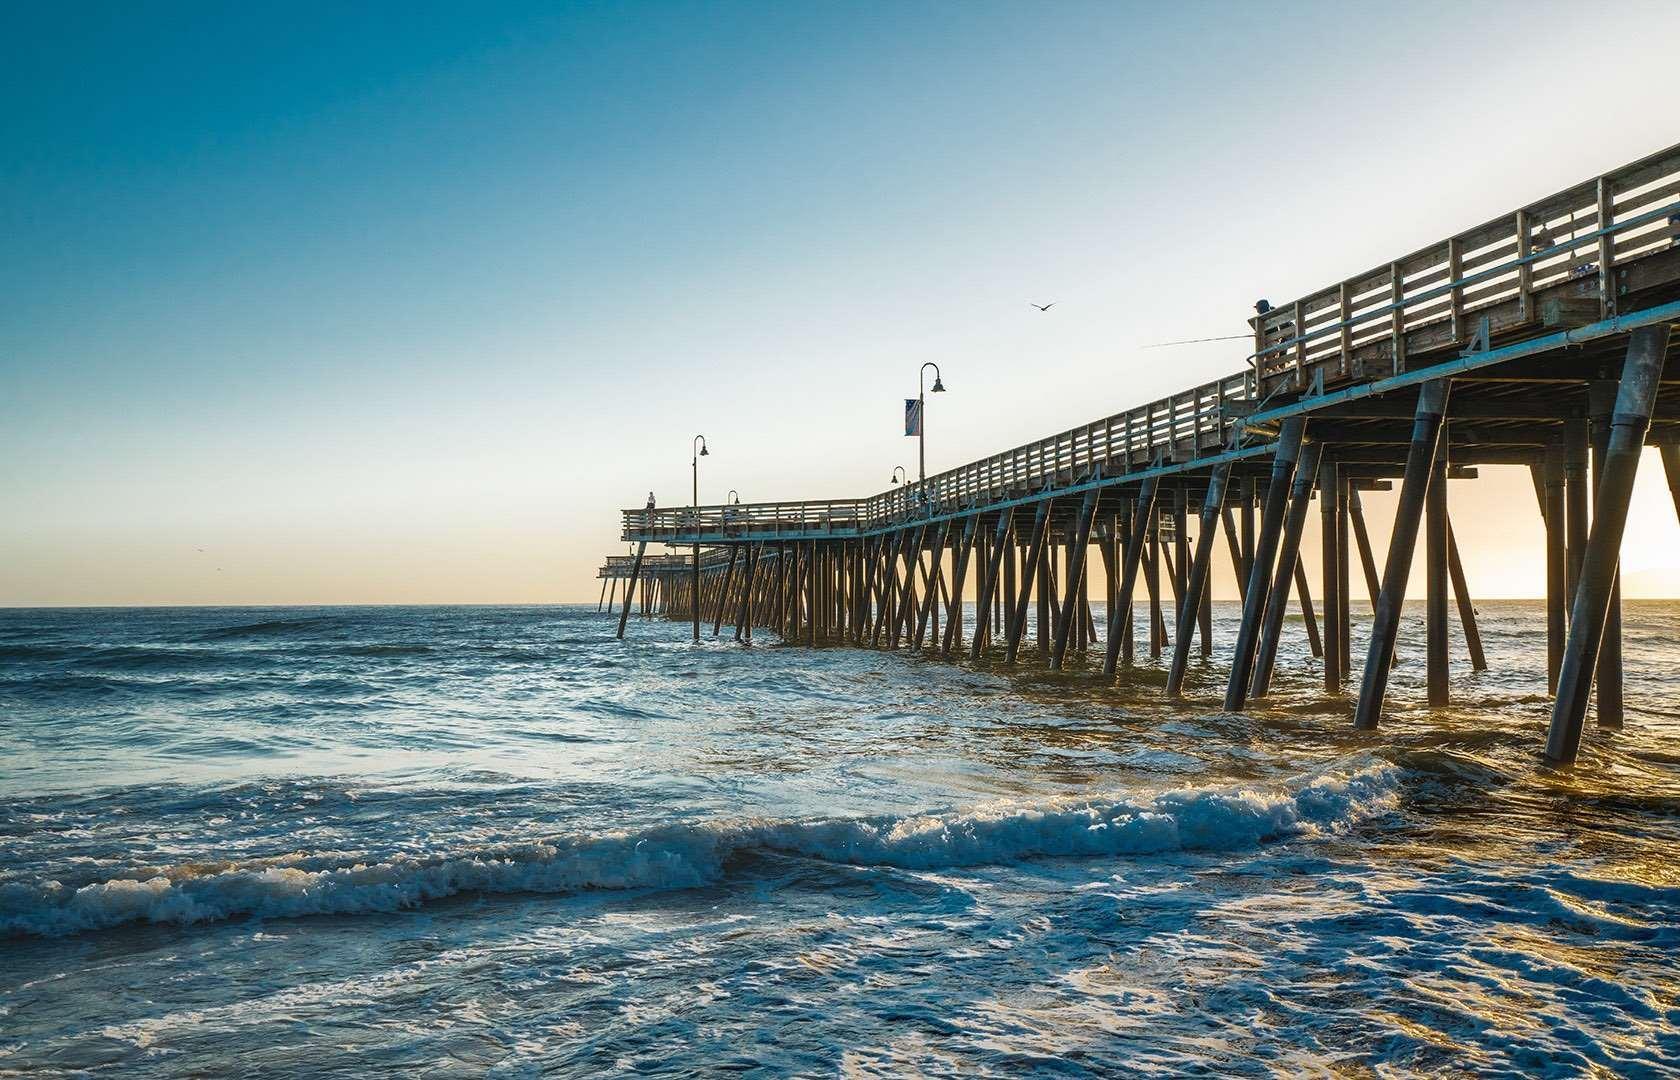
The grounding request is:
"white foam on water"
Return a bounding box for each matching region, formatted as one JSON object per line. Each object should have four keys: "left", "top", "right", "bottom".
{"left": 0, "top": 760, "right": 1401, "bottom": 938}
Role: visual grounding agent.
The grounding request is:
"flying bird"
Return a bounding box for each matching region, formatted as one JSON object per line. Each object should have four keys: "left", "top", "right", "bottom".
{"left": 1029, "top": 302, "right": 1056, "bottom": 312}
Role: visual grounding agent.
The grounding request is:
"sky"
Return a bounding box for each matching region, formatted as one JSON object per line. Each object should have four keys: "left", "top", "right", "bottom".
{"left": 3, "top": 0, "right": 1679, "bottom": 605}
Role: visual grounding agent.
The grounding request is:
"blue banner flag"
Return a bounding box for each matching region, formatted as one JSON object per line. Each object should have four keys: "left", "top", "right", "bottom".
{"left": 904, "top": 398, "right": 922, "bottom": 437}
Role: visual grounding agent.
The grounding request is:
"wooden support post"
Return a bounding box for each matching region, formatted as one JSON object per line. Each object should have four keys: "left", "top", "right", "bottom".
{"left": 1348, "top": 489, "right": 1381, "bottom": 606}
{"left": 788, "top": 543, "right": 802, "bottom": 640}
{"left": 943, "top": 515, "right": 981, "bottom": 657}
{"left": 1321, "top": 456, "right": 1342, "bottom": 691}
{"left": 1161, "top": 543, "right": 1180, "bottom": 617}
{"left": 1224, "top": 416, "right": 1308, "bottom": 710}
{"left": 1445, "top": 521, "right": 1486, "bottom": 672}
{"left": 867, "top": 538, "right": 887, "bottom": 645}
{"left": 1146, "top": 513, "right": 1164, "bottom": 660}
{"left": 971, "top": 510, "right": 1016, "bottom": 662}
{"left": 1006, "top": 501, "right": 1052, "bottom": 664}
{"left": 850, "top": 540, "right": 866, "bottom": 645}
{"left": 1097, "top": 519, "right": 1117, "bottom": 656}
{"left": 1051, "top": 494, "right": 1099, "bottom": 670}
{"left": 1119, "top": 501, "right": 1138, "bottom": 667}
{"left": 1221, "top": 508, "right": 1246, "bottom": 603}
{"left": 873, "top": 536, "right": 890, "bottom": 643}
{"left": 929, "top": 538, "right": 941, "bottom": 647}
{"left": 1548, "top": 324, "right": 1670, "bottom": 763}
{"left": 1540, "top": 452, "right": 1566, "bottom": 693}
{"left": 1564, "top": 418, "right": 1590, "bottom": 605}
{"left": 774, "top": 543, "right": 787, "bottom": 638}
{"left": 712, "top": 546, "right": 740, "bottom": 637}
{"left": 737, "top": 543, "right": 760, "bottom": 642}
{"left": 1354, "top": 379, "right": 1452, "bottom": 730}
{"left": 1003, "top": 527, "right": 1019, "bottom": 645}
{"left": 1172, "top": 485, "right": 1189, "bottom": 651}
{"left": 1252, "top": 441, "right": 1325, "bottom": 699}
{"left": 1337, "top": 474, "right": 1351, "bottom": 679}
{"left": 598, "top": 577, "right": 608, "bottom": 612}
{"left": 1240, "top": 476, "right": 1256, "bottom": 586}
{"left": 616, "top": 542, "right": 647, "bottom": 639}
{"left": 1293, "top": 558, "right": 1322, "bottom": 658}
{"left": 1037, "top": 529, "right": 1053, "bottom": 658}
{"left": 891, "top": 526, "right": 924, "bottom": 649}
{"left": 1198, "top": 550, "right": 1213, "bottom": 660}
{"left": 882, "top": 530, "right": 912, "bottom": 649}
{"left": 1102, "top": 490, "right": 1155, "bottom": 675}
{"left": 1426, "top": 438, "right": 1450, "bottom": 707}
{"left": 1589, "top": 381, "right": 1624, "bottom": 728}
{"left": 806, "top": 541, "right": 817, "bottom": 647}
{"left": 1083, "top": 583, "right": 1097, "bottom": 654}
{"left": 1167, "top": 464, "right": 1231, "bottom": 697}
{"left": 870, "top": 535, "right": 893, "bottom": 648}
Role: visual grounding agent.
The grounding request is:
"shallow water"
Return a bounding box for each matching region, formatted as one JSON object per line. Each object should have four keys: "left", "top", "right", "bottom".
{"left": 3, "top": 602, "right": 1679, "bottom": 1076}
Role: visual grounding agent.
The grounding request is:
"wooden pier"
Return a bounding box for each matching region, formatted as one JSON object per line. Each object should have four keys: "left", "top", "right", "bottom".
{"left": 605, "top": 143, "right": 1680, "bottom": 765}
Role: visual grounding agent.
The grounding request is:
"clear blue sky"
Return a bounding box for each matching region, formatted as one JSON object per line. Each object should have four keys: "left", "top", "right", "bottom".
{"left": 4, "top": 1, "right": 1678, "bottom": 603}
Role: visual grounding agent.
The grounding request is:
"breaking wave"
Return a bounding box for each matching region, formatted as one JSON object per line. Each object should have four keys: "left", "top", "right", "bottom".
{"left": 0, "top": 762, "right": 1400, "bottom": 938}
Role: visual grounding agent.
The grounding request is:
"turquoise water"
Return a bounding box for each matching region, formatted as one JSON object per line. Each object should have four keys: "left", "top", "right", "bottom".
{"left": 3, "top": 603, "right": 1679, "bottom": 1075}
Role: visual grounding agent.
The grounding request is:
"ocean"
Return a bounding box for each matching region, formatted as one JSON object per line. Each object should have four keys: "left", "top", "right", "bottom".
{"left": 3, "top": 602, "right": 1679, "bottom": 1076}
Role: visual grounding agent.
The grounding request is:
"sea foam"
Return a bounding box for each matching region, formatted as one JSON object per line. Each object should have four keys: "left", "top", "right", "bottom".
{"left": 0, "top": 761, "right": 1400, "bottom": 938}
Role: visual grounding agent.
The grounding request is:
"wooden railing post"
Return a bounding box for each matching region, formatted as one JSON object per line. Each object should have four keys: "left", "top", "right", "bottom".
{"left": 1293, "top": 300, "right": 1307, "bottom": 388}
{"left": 1338, "top": 281, "right": 1353, "bottom": 379}
{"left": 1597, "top": 177, "right": 1617, "bottom": 319}
{"left": 1389, "top": 262, "right": 1406, "bottom": 373}
{"left": 1516, "top": 209, "right": 1534, "bottom": 323}
{"left": 1446, "top": 237, "right": 1464, "bottom": 345}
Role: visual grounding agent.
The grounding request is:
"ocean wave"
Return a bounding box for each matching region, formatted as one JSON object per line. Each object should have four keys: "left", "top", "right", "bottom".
{"left": 0, "top": 644, "right": 74, "bottom": 662}
{"left": 73, "top": 646, "right": 235, "bottom": 671}
{"left": 0, "top": 761, "right": 1400, "bottom": 938}
{"left": 198, "top": 617, "right": 336, "bottom": 641}
{"left": 340, "top": 644, "right": 433, "bottom": 657}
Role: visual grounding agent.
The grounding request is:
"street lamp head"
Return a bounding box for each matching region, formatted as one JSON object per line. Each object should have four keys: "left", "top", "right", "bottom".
{"left": 931, "top": 376, "right": 946, "bottom": 393}
{"left": 891, "top": 474, "right": 899, "bottom": 484}
{"left": 699, "top": 445, "right": 708, "bottom": 457}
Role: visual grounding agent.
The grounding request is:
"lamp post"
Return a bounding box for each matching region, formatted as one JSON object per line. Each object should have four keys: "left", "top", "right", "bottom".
{"left": 891, "top": 466, "right": 907, "bottom": 518}
{"left": 728, "top": 490, "right": 740, "bottom": 504}
{"left": 691, "top": 434, "right": 708, "bottom": 643}
{"left": 917, "top": 362, "right": 946, "bottom": 488}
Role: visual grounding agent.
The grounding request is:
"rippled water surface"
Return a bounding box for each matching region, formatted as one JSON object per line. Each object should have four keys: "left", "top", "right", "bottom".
{"left": 3, "top": 602, "right": 1680, "bottom": 1076}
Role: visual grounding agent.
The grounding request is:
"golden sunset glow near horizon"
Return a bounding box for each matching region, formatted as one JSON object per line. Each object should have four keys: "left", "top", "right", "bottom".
{"left": 4, "top": 2, "right": 1679, "bottom": 607}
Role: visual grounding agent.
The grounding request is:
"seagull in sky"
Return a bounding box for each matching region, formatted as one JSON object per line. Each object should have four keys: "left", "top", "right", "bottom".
{"left": 1029, "top": 302, "right": 1056, "bottom": 312}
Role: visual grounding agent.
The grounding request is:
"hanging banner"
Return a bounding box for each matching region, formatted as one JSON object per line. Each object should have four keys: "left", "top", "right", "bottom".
{"left": 904, "top": 398, "right": 922, "bottom": 437}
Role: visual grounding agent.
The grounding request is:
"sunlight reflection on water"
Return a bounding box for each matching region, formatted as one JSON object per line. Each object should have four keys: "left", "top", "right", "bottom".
{"left": 2, "top": 602, "right": 1679, "bottom": 1075}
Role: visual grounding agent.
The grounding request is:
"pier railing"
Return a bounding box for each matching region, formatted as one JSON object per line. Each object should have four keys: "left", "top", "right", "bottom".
{"left": 622, "top": 369, "right": 1255, "bottom": 541}
{"left": 599, "top": 553, "right": 717, "bottom": 575}
{"left": 1252, "top": 142, "right": 1680, "bottom": 391}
